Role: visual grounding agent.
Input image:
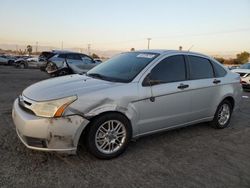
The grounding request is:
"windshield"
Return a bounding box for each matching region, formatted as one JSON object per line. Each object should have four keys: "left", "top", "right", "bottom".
{"left": 86, "top": 52, "right": 159, "bottom": 82}
{"left": 239, "top": 63, "right": 250, "bottom": 69}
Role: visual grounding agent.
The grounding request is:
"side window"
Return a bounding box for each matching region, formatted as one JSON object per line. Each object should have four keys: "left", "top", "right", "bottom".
{"left": 188, "top": 56, "right": 214, "bottom": 80}
{"left": 67, "top": 53, "right": 81, "bottom": 60}
{"left": 150, "top": 55, "right": 186, "bottom": 84}
{"left": 211, "top": 60, "right": 227, "bottom": 77}
{"left": 58, "top": 54, "right": 66, "bottom": 58}
{"left": 81, "top": 56, "right": 93, "bottom": 64}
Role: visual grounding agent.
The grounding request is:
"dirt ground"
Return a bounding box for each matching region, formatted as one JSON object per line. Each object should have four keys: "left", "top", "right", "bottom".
{"left": 0, "top": 66, "right": 250, "bottom": 188}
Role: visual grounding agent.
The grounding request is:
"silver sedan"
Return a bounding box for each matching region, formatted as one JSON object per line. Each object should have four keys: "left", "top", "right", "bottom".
{"left": 12, "top": 50, "right": 242, "bottom": 159}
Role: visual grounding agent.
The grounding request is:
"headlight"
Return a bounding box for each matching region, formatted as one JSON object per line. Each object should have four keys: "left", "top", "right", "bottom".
{"left": 31, "top": 96, "right": 77, "bottom": 118}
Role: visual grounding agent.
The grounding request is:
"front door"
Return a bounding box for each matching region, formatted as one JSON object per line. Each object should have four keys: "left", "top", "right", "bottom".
{"left": 136, "top": 55, "right": 192, "bottom": 135}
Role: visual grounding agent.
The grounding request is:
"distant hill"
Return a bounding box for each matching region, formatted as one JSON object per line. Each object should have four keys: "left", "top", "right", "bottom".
{"left": 0, "top": 43, "right": 243, "bottom": 59}
{"left": 0, "top": 43, "right": 122, "bottom": 58}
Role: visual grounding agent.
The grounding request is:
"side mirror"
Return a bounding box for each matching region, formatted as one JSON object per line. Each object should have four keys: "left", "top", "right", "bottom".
{"left": 142, "top": 73, "right": 151, "bottom": 86}
{"left": 142, "top": 73, "right": 163, "bottom": 87}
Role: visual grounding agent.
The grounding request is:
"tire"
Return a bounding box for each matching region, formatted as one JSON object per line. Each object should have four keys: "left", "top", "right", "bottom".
{"left": 7, "top": 60, "right": 12, "bottom": 66}
{"left": 58, "top": 69, "right": 70, "bottom": 76}
{"left": 210, "top": 100, "right": 233, "bottom": 129}
{"left": 86, "top": 113, "right": 132, "bottom": 159}
{"left": 19, "top": 63, "right": 27, "bottom": 69}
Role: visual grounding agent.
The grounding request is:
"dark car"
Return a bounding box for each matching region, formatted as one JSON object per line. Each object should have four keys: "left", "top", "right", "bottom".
{"left": 45, "top": 51, "right": 99, "bottom": 76}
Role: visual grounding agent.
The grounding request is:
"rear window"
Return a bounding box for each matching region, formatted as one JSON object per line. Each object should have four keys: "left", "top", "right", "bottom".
{"left": 58, "top": 54, "right": 66, "bottom": 58}
{"left": 66, "top": 53, "right": 81, "bottom": 60}
{"left": 211, "top": 60, "right": 227, "bottom": 77}
{"left": 39, "top": 52, "right": 55, "bottom": 60}
{"left": 188, "top": 56, "right": 214, "bottom": 80}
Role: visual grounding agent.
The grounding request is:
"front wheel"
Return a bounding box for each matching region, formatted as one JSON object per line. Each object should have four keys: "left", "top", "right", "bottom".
{"left": 86, "top": 113, "right": 132, "bottom": 159}
{"left": 210, "top": 100, "right": 233, "bottom": 129}
{"left": 58, "top": 68, "right": 70, "bottom": 76}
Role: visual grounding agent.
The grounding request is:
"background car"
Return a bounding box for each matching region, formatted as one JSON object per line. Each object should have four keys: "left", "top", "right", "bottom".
{"left": 231, "top": 62, "right": 250, "bottom": 90}
{"left": 39, "top": 51, "right": 57, "bottom": 71}
{"left": 0, "top": 55, "right": 15, "bottom": 65}
{"left": 228, "top": 65, "right": 240, "bottom": 70}
{"left": 94, "top": 58, "right": 102, "bottom": 63}
{"left": 45, "top": 51, "right": 100, "bottom": 76}
{"left": 14, "top": 56, "right": 32, "bottom": 68}
{"left": 16, "top": 57, "right": 46, "bottom": 69}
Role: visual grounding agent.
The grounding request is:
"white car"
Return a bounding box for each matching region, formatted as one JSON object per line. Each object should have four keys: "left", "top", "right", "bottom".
{"left": 0, "top": 55, "right": 14, "bottom": 65}
{"left": 231, "top": 62, "right": 250, "bottom": 90}
{"left": 12, "top": 50, "right": 242, "bottom": 159}
{"left": 16, "top": 57, "right": 45, "bottom": 69}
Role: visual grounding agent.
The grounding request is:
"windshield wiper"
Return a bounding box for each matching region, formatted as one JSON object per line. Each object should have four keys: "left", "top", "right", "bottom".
{"left": 86, "top": 73, "right": 126, "bottom": 83}
{"left": 86, "top": 73, "right": 105, "bottom": 79}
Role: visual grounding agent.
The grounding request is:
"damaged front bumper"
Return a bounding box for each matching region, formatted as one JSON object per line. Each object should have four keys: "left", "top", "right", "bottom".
{"left": 12, "top": 99, "right": 89, "bottom": 154}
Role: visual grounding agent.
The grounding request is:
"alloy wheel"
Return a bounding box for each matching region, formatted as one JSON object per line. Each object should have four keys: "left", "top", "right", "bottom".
{"left": 95, "top": 120, "right": 126, "bottom": 154}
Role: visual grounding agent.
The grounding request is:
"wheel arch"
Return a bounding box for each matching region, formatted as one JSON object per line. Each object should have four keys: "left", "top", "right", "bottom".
{"left": 78, "top": 111, "right": 134, "bottom": 146}
{"left": 222, "top": 96, "right": 235, "bottom": 109}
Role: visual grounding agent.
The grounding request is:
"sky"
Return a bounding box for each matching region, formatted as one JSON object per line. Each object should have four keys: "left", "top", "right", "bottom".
{"left": 0, "top": 0, "right": 250, "bottom": 55}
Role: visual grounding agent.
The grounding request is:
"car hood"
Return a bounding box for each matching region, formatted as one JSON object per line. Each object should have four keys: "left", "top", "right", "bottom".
{"left": 231, "top": 69, "right": 250, "bottom": 74}
{"left": 23, "top": 74, "right": 120, "bottom": 101}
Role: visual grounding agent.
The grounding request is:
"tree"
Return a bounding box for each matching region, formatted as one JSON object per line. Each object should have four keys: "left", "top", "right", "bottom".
{"left": 235, "top": 51, "right": 250, "bottom": 64}
{"left": 223, "top": 58, "right": 237, "bottom": 65}
{"left": 214, "top": 57, "right": 225, "bottom": 64}
{"left": 26, "top": 45, "right": 32, "bottom": 55}
{"left": 92, "top": 53, "right": 99, "bottom": 59}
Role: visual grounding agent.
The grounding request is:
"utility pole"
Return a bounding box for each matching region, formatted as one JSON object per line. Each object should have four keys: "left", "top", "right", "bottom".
{"left": 61, "top": 41, "right": 64, "bottom": 50}
{"left": 147, "top": 38, "right": 151, "bottom": 49}
{"left": 35, "top": 41, "right": 38, "bottom": 53}
{"left": 87, "top": 44, "right": 91, "bottom": 56}
{"left": 16, "top": 45, "right": 18, "bottom": 54}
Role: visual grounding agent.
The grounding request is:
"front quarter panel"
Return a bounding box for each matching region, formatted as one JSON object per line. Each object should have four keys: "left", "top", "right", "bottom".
{"left": 68, "top": 82, "right": 140, "bottom": 136}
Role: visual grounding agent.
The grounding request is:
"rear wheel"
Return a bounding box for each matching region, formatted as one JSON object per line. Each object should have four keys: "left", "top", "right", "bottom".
{"left": 58, "top": 69, "right": 70, "bottom": 76}
{"left": 19, "top": 63, "right": 26, "bottom": 69}
{"left": 86, "top": 113, "right": 132, "bottom": 159}
{"left": 7, "top": 60, "right": 13, "bottom": 65}
{"left": 210, "top": 100, "right": 232, "bottom": 129}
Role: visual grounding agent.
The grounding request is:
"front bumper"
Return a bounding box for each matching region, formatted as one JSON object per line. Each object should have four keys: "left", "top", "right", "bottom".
{"left": 12, "top": 99, "right": 89, "bottom": 154}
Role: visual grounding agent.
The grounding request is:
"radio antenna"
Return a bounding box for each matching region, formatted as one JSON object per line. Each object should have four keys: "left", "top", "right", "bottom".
{"left": 188, "top": 45, "right": 194, "bottom": 52}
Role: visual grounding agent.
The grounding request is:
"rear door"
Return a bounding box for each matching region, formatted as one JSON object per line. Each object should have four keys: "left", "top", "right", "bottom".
{"left": 66, "top": 53, "right": 84, "bottom": 73}
{"left": 80, "top": 55, "right": 96, "bottom": 72}
{"left": 187, "top": 55, "right": 221, "bottom": 120}
{"left": 28, "top": 58, "right": 38, "bottom": 67}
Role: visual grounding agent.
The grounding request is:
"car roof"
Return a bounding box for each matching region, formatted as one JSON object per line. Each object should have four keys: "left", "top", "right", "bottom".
{"left": 51, "top": 50, "right": 82, "bottom": 55}
{"left": 134, "top": 49, "right": 211, "bottom": 58}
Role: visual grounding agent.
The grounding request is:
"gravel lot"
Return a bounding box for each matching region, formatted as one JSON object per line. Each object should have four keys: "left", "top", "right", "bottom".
{"left": 0, "top": 66, "right": 250, "bottom": 188}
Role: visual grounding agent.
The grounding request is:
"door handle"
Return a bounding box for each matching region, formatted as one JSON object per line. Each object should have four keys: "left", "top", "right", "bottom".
{"left": 213, "top": 79, "right": 221, "bottom": 84}
{"left": 177, "top": 83, "right": 189, "bottom": 89}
